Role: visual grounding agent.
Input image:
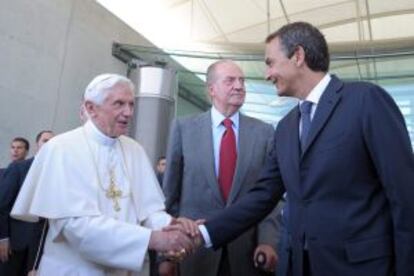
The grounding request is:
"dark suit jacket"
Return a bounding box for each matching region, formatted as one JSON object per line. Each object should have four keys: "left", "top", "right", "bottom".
{"left": 205, "top": 76, "right": 414, "bottom": 276}
{"left": 0, "top": 168, "right": 5, "bottom": 180}
{"left": 0, "top": 158, "right": 44, "bottom": 251}
{"left": 276, "top": 198, "right": 289, "bottom": 276}
{"left": 163, "top": 111, "right": 279, "bottom": 276}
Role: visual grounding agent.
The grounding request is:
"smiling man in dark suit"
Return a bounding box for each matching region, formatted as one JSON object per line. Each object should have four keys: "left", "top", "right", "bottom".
{"left": 0, "top": 130, "right": 54, "bottom": 276}
{"left": 196, "top": 22, "right": 414, "bottom": 276}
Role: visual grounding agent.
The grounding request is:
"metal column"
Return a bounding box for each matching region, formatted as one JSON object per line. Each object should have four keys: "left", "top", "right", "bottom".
{"left": 129, "top": 66, "right": 177, "bottom": 166}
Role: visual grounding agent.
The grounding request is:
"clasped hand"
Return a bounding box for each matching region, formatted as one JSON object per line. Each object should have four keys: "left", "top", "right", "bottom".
{"left": 161, "top": 217, "right": 205, "bottom": 262}
{"left": 148, "top": 217, "right": 204, "bottom": 262}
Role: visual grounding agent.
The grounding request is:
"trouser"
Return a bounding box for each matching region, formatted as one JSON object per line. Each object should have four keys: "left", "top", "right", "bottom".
{"left": 0, "top": 248, "right": 33, "bottom": 276}
{"left": 149, "top": 250, "right": 159, "bottom": 276}
{"left": 217, "top": 246, "right": 231, "bottom": 276}
{"left": 303, "top": 251, "right": 312, "bottom": 276}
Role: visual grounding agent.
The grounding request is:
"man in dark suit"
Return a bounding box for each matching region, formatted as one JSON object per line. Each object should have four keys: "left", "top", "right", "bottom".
{"left": 8, "top": 137, "right": 30, "bottom": 164}
{"left": 149, "top": 155, "right": 168, "bottom": 276}
{"left": 161, "top": 60, "right": 280, "bottom": 276}
{"left": 0, "top": 137, "right": 30, "bottom": 176}
{"left": 0, "top": 130, "right": 54, "bottom": 276}
{"left": 0, "top": 168, "right": 5, "bottom": 182}
{"left": 156, "top": 156, "right": 166, "bottom": 187}
{"left": 197, "top": 22, "right": 414, "bottom": 276}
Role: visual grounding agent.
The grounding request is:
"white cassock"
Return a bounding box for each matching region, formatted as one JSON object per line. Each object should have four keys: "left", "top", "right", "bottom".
{"left": 11, "top": 120, "right": 171, "bottom": 276}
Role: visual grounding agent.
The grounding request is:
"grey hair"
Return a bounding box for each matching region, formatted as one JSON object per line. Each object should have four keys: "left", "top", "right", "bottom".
{"left": 206, "top": 59, "right": 237, "bottom": 86}
{"left": 84, "top": 73, "right": 135, "bottom": 105}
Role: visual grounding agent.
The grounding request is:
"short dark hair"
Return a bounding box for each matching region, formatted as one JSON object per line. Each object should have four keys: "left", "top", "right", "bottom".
{"left": 36, "top": 130, "right": 53, "bottom": 143}
{"left": 12, "top": 137, "right": 30, "bottom": 151}
{"left": 157, "top": 156, "right": 166, "bottom": 163}
{"left": 266, "top": 22, "right": 329, "bottom": 72}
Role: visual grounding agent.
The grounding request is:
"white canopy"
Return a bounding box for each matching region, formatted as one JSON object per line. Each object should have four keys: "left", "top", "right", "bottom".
{"left": 98, "top": 0, "right": 414, "bottom": 147}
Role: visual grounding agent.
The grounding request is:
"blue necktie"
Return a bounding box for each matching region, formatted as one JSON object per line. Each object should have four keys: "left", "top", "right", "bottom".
{"left": 299, "top": 101, "right": 313, "bottom": 152}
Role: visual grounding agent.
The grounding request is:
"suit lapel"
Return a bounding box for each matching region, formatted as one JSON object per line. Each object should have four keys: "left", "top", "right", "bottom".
{"left": 198, "top": 111, "right": 225, "bottom": 204}
{"left": 301, "top": 76, "right": 343, "bottom": 156}
{"left": 281, "top": 108, "right": 301, "bottom": 195}
{"left": 228, "top": 114, "right": 253, "bottom": 204}
{"left": 289, "top": 108, "right": 301, "bottom": 165}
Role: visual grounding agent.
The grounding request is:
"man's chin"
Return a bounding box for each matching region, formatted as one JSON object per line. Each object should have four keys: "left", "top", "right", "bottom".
{"left": 118, "top": 126, "right": 129, "bottom": 135}
{"left": 276, "top": 89, "right": 287, "bottom": 97}
{"left": 109, "top": 127, "right": 128, "bottom": 138}
{"left": 231, "top": 97, "right": 245, "bottom": 106}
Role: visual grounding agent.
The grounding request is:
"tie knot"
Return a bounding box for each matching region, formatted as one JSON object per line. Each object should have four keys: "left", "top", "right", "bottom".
{"left": 222, "top": 118, "right": 233, "bottom": 129}
{"left": 299, "top": 101, "right": 313, "bottom": 115}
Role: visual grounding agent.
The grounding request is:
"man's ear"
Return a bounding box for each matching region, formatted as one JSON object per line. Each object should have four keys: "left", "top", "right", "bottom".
{"left": 207, "top": 84, "right": 215, "bottom": 99}
{"left": 84, "top": 101, "right": 96, "bottom": 118}
{"left": 295, "top": 45, "right": 306, "bottom": 66}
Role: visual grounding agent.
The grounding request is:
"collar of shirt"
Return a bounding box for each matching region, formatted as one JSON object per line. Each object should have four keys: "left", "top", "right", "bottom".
{"left": 84, "top": 120, "right": 117, "bottom": 147}
{"left": 299, "top": 73, "right": 331, "bottom": 119}
{"left": 211, "top": 106, "right": 240, "bottom": 176}
{"left": 211, "top": 105, "right": 240, "bottom": 130}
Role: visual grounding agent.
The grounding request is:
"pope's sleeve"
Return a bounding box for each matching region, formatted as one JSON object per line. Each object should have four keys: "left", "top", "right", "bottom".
{"left": 141, "top": 211, "right": 171, "bottom": 230}
{"left": 52, "top": 216, "right": 152, "bottom": 271}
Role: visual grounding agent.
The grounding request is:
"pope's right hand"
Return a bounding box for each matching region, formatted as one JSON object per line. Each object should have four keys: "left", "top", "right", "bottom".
{"left": 0, "top": 239, "right": 11, "bottom": 262}
{"left": 148, "top": 230, "right": 194, "bottom": 256}
{"left": 161, "top": 219, "right": 204, "bottom": 256}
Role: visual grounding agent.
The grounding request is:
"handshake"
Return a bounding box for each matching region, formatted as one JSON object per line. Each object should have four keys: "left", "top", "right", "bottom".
{"left": 148, "top": 217, "right": 205, "bottom": 262}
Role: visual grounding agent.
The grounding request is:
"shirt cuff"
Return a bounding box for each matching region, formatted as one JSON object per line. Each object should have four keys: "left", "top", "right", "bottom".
{"left": 198, "top": 225, "right": 212, "bottom": 248}
{"left": 0, "top": 238, "right": 9, "bottom": 243}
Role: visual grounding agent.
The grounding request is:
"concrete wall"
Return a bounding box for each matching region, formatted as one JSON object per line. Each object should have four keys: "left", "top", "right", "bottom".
{"left": 0, "top": 0, "right": 203, "bottom": 166}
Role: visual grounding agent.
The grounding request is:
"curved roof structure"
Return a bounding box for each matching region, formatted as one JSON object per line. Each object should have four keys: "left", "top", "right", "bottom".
{"left": 98, "top": 0, "right": 414, "bottom": 48}
{"left": 98, "top": 0, "right": 414, "bottom": 146}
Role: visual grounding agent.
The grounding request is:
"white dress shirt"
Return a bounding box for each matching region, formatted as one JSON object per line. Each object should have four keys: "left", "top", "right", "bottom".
{"left": 299, "top": 74, "right": 331, "bottom": 135}
{"left": 211, "top": 106, "right": 240, "bottom": 176}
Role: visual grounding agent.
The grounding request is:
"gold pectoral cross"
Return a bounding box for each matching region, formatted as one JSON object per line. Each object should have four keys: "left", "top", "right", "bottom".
{"left": 106, "top": 173, "right": 122, "bottom": 212}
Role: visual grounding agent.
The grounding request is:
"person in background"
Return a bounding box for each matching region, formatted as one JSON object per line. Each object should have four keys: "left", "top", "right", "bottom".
{"left": 161, "top": 60, "right": 280, "bottom": 276}
{"left": 155, "top": 156, "right": 166, "bottom": 186}
{"left": 9, "top": 138, "right": 30, "bottom": 163}
{"left": 149, "top": 155, "right": 168, "bottom": 276}
{"left": 0, "top": 131, "right": 54, "bottom": 276}
{"left": 0, "top": 137, "right": 30, "bottom": 188}
{"left": 0, "top": 137, "right": 30, "bottom": 175}
{"left": 0, "top": 167, "right": 5, "bottom": 182}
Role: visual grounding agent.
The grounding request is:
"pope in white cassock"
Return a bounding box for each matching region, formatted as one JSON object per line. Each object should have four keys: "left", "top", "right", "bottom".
{"left": 11, "top": 74, "right": 196, "bottom": 275}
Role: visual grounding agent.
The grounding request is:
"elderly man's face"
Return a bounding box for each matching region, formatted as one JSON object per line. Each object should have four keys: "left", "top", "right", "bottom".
{"left": 88, "top": 83, "right": 135, "bottom": 138}
{"left": 11, "top": 141, "right": 28, "bottom": 161}
{"left": 208, "top": 62, "right": 246, "bottom": 113}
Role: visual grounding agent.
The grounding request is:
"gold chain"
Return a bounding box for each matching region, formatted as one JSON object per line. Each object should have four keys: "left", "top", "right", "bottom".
{"left": 82, "top": 127, "right": 131, "bottom": 212}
